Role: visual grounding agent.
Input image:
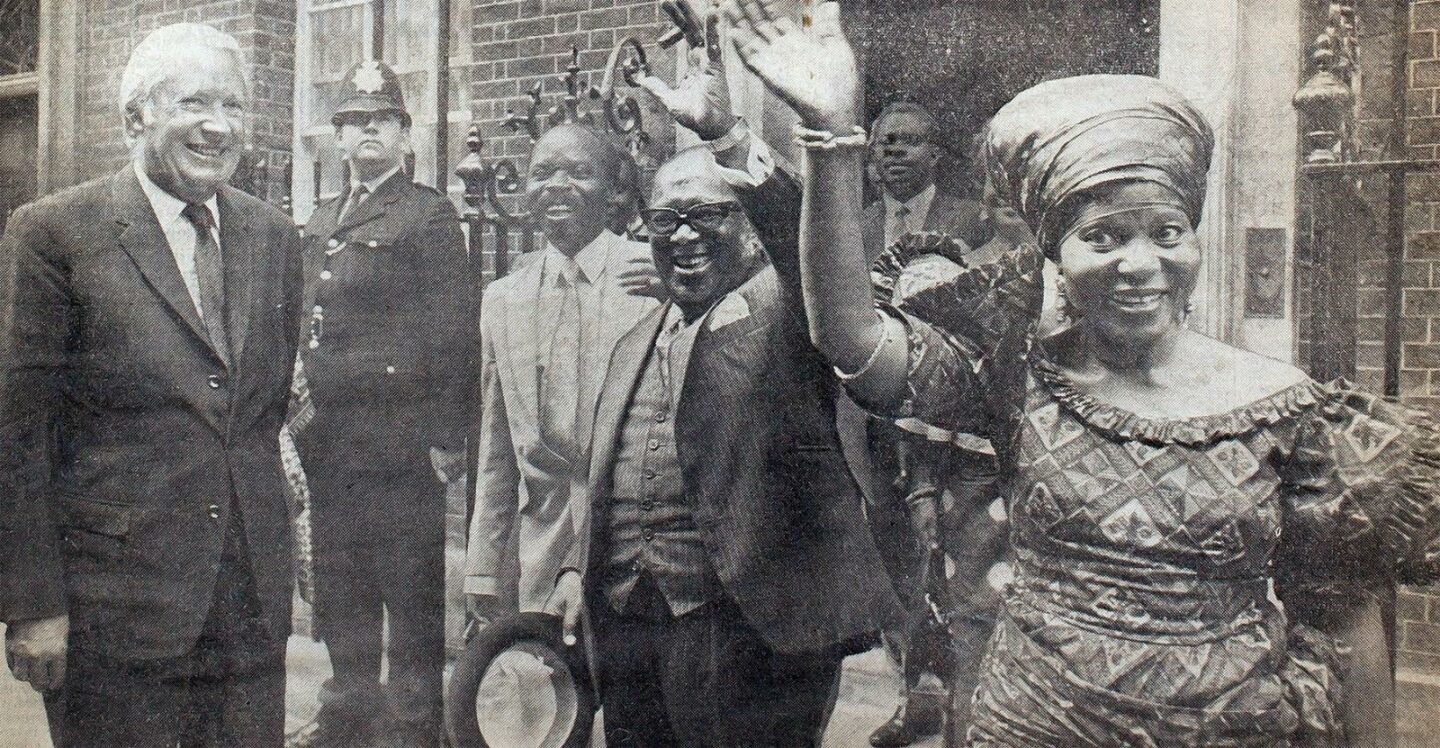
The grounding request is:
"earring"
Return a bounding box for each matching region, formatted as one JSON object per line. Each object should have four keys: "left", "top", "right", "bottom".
{"left": 1055, "top": 277, "right": 1070, "bottom": 323}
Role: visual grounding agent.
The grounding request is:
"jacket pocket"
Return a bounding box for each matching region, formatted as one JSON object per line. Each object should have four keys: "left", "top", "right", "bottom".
{"left": 58, "top": 494, "right": 134, "bottom": 539}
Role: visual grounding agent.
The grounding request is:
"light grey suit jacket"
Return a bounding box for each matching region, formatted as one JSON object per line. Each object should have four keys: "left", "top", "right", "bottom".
{"left": 464, "top": 231, "right": 658, "bottom": 612}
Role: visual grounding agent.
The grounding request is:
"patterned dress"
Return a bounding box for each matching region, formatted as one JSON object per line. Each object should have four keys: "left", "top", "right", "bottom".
{"left": 866, "top": 236, "right": 1440, "bottom": 747}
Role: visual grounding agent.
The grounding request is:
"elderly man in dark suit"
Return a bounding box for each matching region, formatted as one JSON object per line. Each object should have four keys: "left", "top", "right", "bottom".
{"left": 537, "top": 50, "right": 899, "bottom": 740}
{"left": 290, "top": 60, "right": 469, "bottom": 748}
{"left": 0, "top": 23, "right": 302, "bottom": 747}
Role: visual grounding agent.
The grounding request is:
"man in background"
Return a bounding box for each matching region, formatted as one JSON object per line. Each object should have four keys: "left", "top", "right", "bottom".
{"left": 1, "top": 23, "right": 302, "bottom": 746}
{"left": 290, "top": 60, "right": 469, "bottom": 748}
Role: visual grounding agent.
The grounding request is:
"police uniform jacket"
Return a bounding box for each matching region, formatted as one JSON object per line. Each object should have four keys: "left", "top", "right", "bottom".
{"left": 297, "top": 170, "right": 470, "bottom": 474}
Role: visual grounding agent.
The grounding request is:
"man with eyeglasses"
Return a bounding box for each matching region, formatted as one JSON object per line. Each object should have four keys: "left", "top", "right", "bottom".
{"left": 534, "top": 38, "right": 898, "bottom": 746}
{"left": 291, "top": 60, "right": 469, "bottom": 748}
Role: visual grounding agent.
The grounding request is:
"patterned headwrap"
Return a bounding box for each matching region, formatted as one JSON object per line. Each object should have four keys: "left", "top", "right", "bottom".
{"left": 983, "top": 75, "right": 1214, "bottom": 260}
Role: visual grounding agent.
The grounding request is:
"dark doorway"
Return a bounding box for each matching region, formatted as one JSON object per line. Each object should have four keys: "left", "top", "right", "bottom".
{"left": 853, "top": 0, "right": 1162, "bottom": 196}
{"left": 0, "top": 93, "right": 37, "bottom": 235}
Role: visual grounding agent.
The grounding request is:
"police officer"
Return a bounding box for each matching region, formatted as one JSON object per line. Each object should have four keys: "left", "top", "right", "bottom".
{"left": 292, "top": 60, "right": 470, "bottom": 748}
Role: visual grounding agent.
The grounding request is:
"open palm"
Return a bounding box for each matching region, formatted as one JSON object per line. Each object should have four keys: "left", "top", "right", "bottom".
{"left": 722, "top": 0, "right": 859, "bottom": 132}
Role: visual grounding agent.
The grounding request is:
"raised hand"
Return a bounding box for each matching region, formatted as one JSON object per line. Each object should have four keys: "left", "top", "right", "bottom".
{"left": 722, "top": 0, "right": 859, "bottom": 132}
{"left": 637, "top": 5, "right": 739, "bottom": 141}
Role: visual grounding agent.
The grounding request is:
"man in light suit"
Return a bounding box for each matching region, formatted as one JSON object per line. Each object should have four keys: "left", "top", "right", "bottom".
{"left": 0, "top": 23, "right": 302, "bottom": 747}
{"left": 539, "top": 67, "right": 900, "bottom": 739}
{"left": 462, "top": 121, "right": 661, "bottom": 624}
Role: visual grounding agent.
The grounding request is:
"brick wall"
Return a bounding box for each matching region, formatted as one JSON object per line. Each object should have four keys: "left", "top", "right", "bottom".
{"left": 72, "top": 0, "right": 295, "bottom": 203}
{"left": 1342, "top": 0, "right": 1440, "bottom": 670}
{"left": 465, "top": 0, "right": 674, "bottom": 274}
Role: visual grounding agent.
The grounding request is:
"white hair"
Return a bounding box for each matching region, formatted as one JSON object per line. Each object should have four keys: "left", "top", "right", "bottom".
{"left": 119, "top": 23, "right": 246, "bottom": 119}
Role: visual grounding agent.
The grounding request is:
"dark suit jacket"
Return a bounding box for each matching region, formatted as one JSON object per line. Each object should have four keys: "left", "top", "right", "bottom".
{"left": 577, "top": 170, "right": 900, "bottom": 655}
{"left": 0, "top": 167, "right": 303, "bottom": 659}
{"left": 297, "top": 171, "right": 471, "bottom": 465}
{"left": 861, "top": 187, "right": 989, "bottom": 264}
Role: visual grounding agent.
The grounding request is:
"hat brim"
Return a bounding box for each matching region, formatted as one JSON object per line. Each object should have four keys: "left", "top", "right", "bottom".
{"left": 331, "top": 96, "right": 411, "bottom": 127}
{"left": 446, "top": 612, "right": 595, "bottom": 748}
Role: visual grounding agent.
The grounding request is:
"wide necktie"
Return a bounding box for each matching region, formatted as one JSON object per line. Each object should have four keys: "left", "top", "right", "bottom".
{"left": 182, "top": 202, "right": 231, "bottom": 367}
{"left": 539, "top": 260, "right": 583, "bottom": 461}
{"left": 891, "top": 203, "right": 912, "bottom": 246}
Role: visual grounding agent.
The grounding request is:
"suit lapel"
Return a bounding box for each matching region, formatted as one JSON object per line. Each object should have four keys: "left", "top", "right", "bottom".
{"left": 496, "top": 262, "right": 545, "bottom": 430}
{"left": 331, "top": 170, "right": 404, "bottom": 237}
{"left": 111, "top": 169, "right": 216, "bottom": 359}
{"left": 217, "top": 187, "right": 261, "bottom": 366}
{"left": 587, "top": 304, "right": 665, "bottom": 493}
{"left": 301, "top": 199, "right": 340, "bottom": 316}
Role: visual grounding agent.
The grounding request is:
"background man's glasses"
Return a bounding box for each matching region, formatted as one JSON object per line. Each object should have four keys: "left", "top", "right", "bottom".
{"left": 335, "top": 111, "right": 402, "bottom": 128}
{"left": 875, "top": 132, "right": 929, "bottom": 147}
{"left": 639, "top": 201, "right": 743, "bottom": 236}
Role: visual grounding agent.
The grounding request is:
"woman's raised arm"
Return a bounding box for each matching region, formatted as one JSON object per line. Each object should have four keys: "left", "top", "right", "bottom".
{"left": 723, "top": 0, "right": 906, "bottom": 403}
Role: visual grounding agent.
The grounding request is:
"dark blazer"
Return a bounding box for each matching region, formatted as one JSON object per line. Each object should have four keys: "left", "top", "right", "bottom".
{"left": 861, "top": 187, "right": 990, "bottom": 264}
{"left": 297, "top": 170, "right": 471, "bottom": 461}
{"left": 575, "top": 171, "right": 900, "bottom": 655}
{"left": 0, "top": 167, "right": 304, "bottom": 659}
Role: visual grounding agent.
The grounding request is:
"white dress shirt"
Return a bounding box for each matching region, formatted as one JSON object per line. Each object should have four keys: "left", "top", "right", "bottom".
{"left": 134, "top": 162, "right": 222, "bottom": 321}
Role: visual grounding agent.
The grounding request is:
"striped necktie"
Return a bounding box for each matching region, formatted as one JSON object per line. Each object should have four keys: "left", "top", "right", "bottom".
{"left": 182, "top": 202, "right": 231, "bottom": 367}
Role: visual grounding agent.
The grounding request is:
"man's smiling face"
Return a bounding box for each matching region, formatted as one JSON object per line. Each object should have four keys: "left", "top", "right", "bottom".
{"left": 134, "top": 47, "right": 249, "bottom": 203}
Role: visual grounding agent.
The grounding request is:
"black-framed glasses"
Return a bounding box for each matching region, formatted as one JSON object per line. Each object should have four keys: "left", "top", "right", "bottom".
{"left": 639, "top": 201, "right": 743, "bottom": 236}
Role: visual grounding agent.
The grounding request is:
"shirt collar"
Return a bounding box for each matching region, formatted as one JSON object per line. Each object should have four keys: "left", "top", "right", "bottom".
{"left": 543, "top": 230, "right": 615, "bottom": 286}
{"left": 134, "top": 161, "right": 220, "bottom": 229}
{"left": 349, "top": 164, "right": 404, "bottom": 198}
{"left": 883, "top": 183, "right": 937, "bottom": 222}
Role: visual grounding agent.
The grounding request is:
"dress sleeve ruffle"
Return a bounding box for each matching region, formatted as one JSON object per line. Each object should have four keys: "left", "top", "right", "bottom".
{"left": 1278, "top": 382, "right": 1440, "bottom": 601}
{"left": 860, "top": 233, "right": 1046, "bottom": 438}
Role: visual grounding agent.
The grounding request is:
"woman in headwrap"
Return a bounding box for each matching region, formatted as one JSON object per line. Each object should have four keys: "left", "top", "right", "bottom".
{"left": 723, "top": 2, "right": 1440, "bottom": 746}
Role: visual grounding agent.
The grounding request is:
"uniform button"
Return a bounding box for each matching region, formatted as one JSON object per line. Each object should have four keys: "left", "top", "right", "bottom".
{"left": 641, "top": 498, "right": 655, "bottom": 511}
{"left": 643, "top": 468, "right": 656, "bottom": 479}
{"left": 642, "top": 529, "right": 654, "bottom": 541}
{"left": 367, "top": 240, "right": 378, "bottom": 248}
{"left": 647, "top": 439, "right": 660, "bottom": 451}
{"left": 313, "top": 305, "right": 324, "bottom": 314}
{"left": 308, "top": 339, "right": 320, "bottom": 350}
{"left": 631, "top": 561, "right": 642, "bottom": 572}
{"left": 207, "top": 503, "right": 221, "bottom": 520}
{"left": 206, "top": 374, "right": 224, "bottom": 389}
{"left": 385, "top": 365, "right": 396, "bottom": 374}
{"left": 327, "top": 239, "right": 339, "bottom": 248}
{"left": 654, "top": 411, "right": 667, "bottom": 423}
{"left": 320, "top": 270, "right": 333, "bottom": 281}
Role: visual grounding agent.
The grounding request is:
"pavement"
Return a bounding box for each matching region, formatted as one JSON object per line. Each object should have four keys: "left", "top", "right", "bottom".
{"left": 2, "top": 623, "right": 1432, "bottom": 748}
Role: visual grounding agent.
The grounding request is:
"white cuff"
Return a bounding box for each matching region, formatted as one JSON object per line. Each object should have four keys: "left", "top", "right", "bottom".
{"left": 834, "top": 311, "right": 900, "bottom": 382}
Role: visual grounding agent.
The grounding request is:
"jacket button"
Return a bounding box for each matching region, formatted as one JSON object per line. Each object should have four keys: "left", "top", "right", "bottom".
{"left": 367, "top": 240, "right": 379, "bottom": 248}
{"left": 643, "top": 469, "right": 656, "bottom": 479}
{"left": 654, "top": 411, "right": 668, "bottom": 423}
{"left": 206, "top": 374, "right": 224, "bottom": 389}
{"left": 647, "top": 439, "right": 660, "bottom": 451}
{"left": 320, "top": 270, "right": 333, "bottom": 281}
{"left": 641, "top": 498, "right": 654, "bottom": 511}
{"left": 327, "top": 239, "right": 339, "bottom": 248}
{"left": 207, "top": 504, "right": 221, "bottom": 520}
{"left": 385, "top": 365, "right": 396, "bottom": 374}
{"left": 642, "top": 529, "right": 654, "bottom": 541}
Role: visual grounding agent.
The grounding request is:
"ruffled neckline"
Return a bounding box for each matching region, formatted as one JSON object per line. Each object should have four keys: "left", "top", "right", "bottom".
{"left": 1028, "top": 353, "right": 1344, "bottom": 446}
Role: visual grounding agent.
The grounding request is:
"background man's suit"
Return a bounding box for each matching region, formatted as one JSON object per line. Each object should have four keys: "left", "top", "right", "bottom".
{"left": 293, "top": 169, "right": 469, "bottom": 739}
{"left": 572, "top": 168, "right": 900, "bottom": 745}
{"left": 860, "top": 187, "right": 1007, "bottom": 741}
{"left": 465, "top": 231, "right": 658, "bottom": 613}
{"left": 0, "top": 166, "right": 303, "bottom": 744}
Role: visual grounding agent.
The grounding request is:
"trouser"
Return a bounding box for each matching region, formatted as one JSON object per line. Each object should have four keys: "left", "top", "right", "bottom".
{"left": 307, "top": 465, "right": 445, "bottom": 744}
{"left": 45, "top": 503, "right": 285, "bottom": 748}
{"left": 592, "top": 574, "right": 844, "bottom": 748}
